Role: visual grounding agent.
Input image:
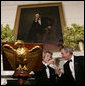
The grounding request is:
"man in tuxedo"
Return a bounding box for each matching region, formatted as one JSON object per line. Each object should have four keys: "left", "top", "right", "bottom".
{"left": 34, "top": 51, "right": 59, "bottom": 85}
{"left": 57, "top": 46, "right": 84, "bottom": 86}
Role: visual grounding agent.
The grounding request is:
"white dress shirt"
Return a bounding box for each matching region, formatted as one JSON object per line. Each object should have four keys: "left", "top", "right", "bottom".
{"left": 64, "top": 55, "right": 75, "bottom": 79}
{"left": 69, "top": 55, "right": 75, "bottom": 79}
{"left": 35, "top": 18, "right": 41, "bottom": 25}
{"left": 42, "top": 61, "right": 50, "bottom": 78}
{"left": 38, "top": 18, "right": 41, "bottom": 25}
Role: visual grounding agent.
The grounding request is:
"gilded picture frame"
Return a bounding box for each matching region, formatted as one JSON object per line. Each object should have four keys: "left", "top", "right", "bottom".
{"left": 14, "top": 2, "right": 66, "bottom": 51}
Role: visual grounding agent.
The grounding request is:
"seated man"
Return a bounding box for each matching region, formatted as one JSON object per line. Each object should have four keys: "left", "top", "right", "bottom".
{"left": 34, "top": 51, "right": 59, "bottom": 85}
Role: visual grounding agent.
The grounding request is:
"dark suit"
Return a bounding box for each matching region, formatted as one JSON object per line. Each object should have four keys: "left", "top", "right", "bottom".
{"left": 28, "top": 17, "right": 54, "bottom": 43}
{"left": 58, "top": 56, "right": 84, "bottom": 86}
{"left": 28, "top": 19, "right": 44, "bottom": 43}
{"left": 34, "top": 63, "right": 59, "bottom": 85}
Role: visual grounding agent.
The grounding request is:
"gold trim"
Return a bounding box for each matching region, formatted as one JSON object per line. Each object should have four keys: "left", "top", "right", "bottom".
{"left": 14, "top": 7, "right": 21, "bottom": 39}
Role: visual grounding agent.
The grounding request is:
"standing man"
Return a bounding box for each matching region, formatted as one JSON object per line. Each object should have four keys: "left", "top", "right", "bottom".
{"left": 28, "top": 12, "right": 55, "bottom": 43}
{"left": 57, "top": 46, "right": 84, "bottom": 86}
{"left": 34, "top": 51, "right": 59, "bottom": 85}
{"left": 28, "top": 12, "right": 44, "bottom": 43}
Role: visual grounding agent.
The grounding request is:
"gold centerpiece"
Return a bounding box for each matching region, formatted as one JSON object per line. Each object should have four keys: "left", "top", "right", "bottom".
{"left": 2, "top": 40, "right": 42, "bottom": 72}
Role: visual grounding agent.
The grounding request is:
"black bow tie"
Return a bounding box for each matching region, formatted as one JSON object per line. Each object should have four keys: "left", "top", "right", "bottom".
{"left": 67, "top": 59, "right": 72, "bottom": 63}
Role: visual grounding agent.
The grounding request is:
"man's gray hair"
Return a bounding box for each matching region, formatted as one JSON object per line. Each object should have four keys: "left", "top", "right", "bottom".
{"left": 62, "top": 46, "right": 73, "bottom": 54}
{"left": 43, "top": 51, "right": 53, "bottom": 59}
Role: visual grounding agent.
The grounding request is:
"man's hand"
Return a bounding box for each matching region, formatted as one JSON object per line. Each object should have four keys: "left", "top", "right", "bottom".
{"left": 47, "top": 59, "right": 55, "bottom": 65}
{"left": 55, "top": 68, "right": 62, "bottom": 75}
{"left": 35, "top": 17, "right": 39, "bottom": 22}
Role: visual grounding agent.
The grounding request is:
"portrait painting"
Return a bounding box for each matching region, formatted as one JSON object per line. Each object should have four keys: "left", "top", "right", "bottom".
{"left": 14, "top": 2, "right": 66, "bottom": 51}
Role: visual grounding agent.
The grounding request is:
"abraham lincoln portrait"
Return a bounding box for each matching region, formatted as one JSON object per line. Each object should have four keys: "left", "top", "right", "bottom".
{"left": 14, "top": 2, "right": 65, "bottom": 50}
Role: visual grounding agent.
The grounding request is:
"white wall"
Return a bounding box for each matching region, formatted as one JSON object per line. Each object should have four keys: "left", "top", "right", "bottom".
{"left": 62, "top": 1, "right": 84, "bottom": 26}
{"left": 1, "top": 1, "right": 84, "bottom": 29}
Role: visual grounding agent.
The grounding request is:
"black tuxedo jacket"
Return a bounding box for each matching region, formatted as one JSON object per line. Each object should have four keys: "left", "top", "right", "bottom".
{"left": 74, "top": 56, "right": 84, "bottom": 85}
{"left": 59, "top": 56, "right": 84, "bottom": 86}
{"left": 34, "top": 63, "right": 58, "bottom": 85}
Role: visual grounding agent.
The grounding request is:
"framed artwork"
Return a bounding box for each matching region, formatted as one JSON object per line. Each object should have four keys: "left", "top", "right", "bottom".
{"left": 14, "top": 2, "right": 66, "bottom": 51}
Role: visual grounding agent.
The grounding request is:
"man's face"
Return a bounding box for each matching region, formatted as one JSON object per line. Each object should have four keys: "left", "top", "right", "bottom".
{"left": 43, "top": 53, "right": 52, "bottom": 63}
{"left": 35, "top": 13, "right": 40, "bottom": 19}
{"left": 61, "top": 49, "right": 70, "bottom": 60}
